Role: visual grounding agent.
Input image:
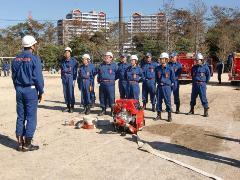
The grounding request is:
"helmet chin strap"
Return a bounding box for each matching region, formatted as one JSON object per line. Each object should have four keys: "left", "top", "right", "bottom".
{"left": 30, "top": 44, "right": 36, "bottom": 53}
{"left": 162, "top": 63, "right": 167, "bottom": 67}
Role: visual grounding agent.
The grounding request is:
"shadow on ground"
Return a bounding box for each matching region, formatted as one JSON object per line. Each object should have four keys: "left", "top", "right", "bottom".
{"left": 205, "top": 134, "right": 240, "bottom": 143}
{"left": 44, "top": 99, "right": 81, "bottom": 106}
{"left": 0, "top": 134, "right": 17, "bottom": 150}
{"left": 38, "top": 105, "right": 63, "bottom": 112}
{"left": 125, "top": 136, "right": 240, "bottom": 168}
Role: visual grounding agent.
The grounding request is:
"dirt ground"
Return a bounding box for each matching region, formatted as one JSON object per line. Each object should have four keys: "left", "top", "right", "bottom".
{"left": 0, "top": 73, "right": 239, "bottom": 180}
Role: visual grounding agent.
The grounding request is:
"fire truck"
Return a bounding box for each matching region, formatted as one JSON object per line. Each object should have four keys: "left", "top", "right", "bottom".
{"left": 177, "top": 53, "right": 213, "bottom": 81}
{"left": 229, "top": 52, "right": 240, "bottom": 83}
{"left": 177, "top": 52, "right": 195, "bottom": 81}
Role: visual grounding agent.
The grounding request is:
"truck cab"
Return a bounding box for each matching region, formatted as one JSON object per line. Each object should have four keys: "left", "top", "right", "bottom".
{"left": 229, "top": 52, "right": 240, "bottom": 83}
{"left": 177, "top": 52, "right": 195, "bottom": 81}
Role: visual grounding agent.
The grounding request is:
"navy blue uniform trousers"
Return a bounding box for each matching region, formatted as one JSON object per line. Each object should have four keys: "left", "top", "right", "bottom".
{"left": 15, "top": 86, "right": 38, "bottom": 138}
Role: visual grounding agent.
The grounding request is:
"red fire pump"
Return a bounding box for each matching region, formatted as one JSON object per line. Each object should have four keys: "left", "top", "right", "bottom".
{"left": 112, "top": 99, "right": 145, "bottom": 135}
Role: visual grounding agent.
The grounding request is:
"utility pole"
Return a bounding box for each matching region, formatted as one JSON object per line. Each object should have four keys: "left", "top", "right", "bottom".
{"left": 119, "top": 0, "right": 123, "bottom": 53}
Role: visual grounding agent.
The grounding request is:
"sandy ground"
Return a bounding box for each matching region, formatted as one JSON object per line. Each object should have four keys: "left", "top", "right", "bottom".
{"left": 0, "top": 73, "right": 239, "bottom": 180}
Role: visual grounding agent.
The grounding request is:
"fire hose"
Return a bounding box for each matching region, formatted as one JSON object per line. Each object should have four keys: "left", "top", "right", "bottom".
{"left": 135, "top": 134, "right": 223, "bottom": 180}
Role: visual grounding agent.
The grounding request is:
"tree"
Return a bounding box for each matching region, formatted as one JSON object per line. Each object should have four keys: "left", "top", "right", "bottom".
{"left": 190, "top": 0, "right": 207, "bottom": 53}
{"left": 38, "top": 44, "right": 63, "bottom": 70}
{"left": 162, "top": 0, "right": 175, "bottom": 52}
{"left": 206, "top": 6, "right": 240, "bottom": 60}
{"left": 132, "top": 33, "right": 165, "bottom": 59}
{"left": 42, "top": 22, "right": 57, "bottom": 44}
{"left": 90, "top": 31, "right": 106, "bottom": 45}
{"left": 68, "top": 32, "right": 111, "bottom": 63}
{"left": 175, "top": 37, "right": 193, "bottom": 52}
{"left": 68, "top": 35, "right": 90, "bottom": 60}
{"left": 170, "top": 9, "right": 195, "bottom": 52}
{"left": 0, "top": 20, "right": 58, "bottom": 57}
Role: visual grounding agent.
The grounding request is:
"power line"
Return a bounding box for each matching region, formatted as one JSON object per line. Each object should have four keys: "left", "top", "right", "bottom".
{"left": 0, "top": 18, "right": 59, "bottom": 22}
{"left": 0, "top": 15, "right": 134, "bottom": 23}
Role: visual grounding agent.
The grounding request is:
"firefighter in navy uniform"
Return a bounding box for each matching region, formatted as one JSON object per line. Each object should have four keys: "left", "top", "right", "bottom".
{"left": 141, "top": 53, "right": 158, "bottom": 112}
{"left": 97, "top": 52, "right": 118, "bottom": 116}
{"left": 187, "top": 53, "right": 210, "bottom": 117}
{"left": 11, "top": 35, "right": 44, "bottom": 151}
{"left": 77, "top": 54, "right": 96, "bottom": 115}
{"left": 85, "top": 56, "right": 97, "bottom": 107}
{"left": 60, "top": 47, "right": 78, "bottom": 113}
{"left": 168, "top": 52, "right": 182, "bottom": 113}
{"left": 126, "top": 55, "right": 143, "bottom": 100}
{"left": 216, "top": 58, "right": 224, "bottom": 84}
{"left": 154, "top": 52, "right": 175, "bottom": 122}
{"left": 89, "top": 60, "right": 97, "bottom": 107}
{"left": 117, "top": 54, "right": 130, "bottom": 99}
{"left": 2, "top": 61, "right": 10, "bottom": 76}
{"left": 227, "top": 53, "right": 233, "bottom": 72}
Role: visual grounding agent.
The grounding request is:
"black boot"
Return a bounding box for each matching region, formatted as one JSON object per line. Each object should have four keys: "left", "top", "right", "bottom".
{"left": 143, "top": 103, "right": 147, "bottom": 110}
{"left": 90, "top": 102, "right": 95, "bottom": 108}
{"left": 69, "top": 105, "right": 74, "bottom": 113}
{"left": 98, "top": 107, "right": 106, "bottom": 116}
{"left": 80, "top": 106, "right": 86, "bottom": 114}
{"left": 62, "top": 104, "right": 70, "bottom": 112}
{"left": 85, "top": 105, "right": 91, "bottom": 115}
{"left": 176, "top": 104, "right": 180, "bottom": 114}
{"left": 168, "top": 112, "right": 172, "bottom": 122}
{"left": 204, "top": 107, "right": 209, "bottom": 117}
{"left": 154, "top": 112, "right": 162, "bottom": 120}
{"left": 22, "top": 138, "right": 39, "bottom": 152}
{"left": 187, "top": 106, "right": 194, "bottom": 115}
{"left": 152, "top": 104, "right": 156, "bottom": 112}
{"left": 16, "top": 136, "right": 24, "bottom": 151}
{"left": 69, "top": 107, "right": 73, "bottom": 113}
{"left": 110, "top": 106, "right": 114, "bottom": 116}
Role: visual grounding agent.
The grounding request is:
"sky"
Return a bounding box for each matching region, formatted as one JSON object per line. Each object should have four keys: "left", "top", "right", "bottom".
{"left": 0, "top": 0, "right": 239, "bottom": 28}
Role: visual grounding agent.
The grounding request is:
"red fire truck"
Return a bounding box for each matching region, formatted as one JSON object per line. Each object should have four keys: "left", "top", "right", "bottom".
{"left": 177, "top": 52, "right": 195, "bottom": 81}
{"left": 229, "top": 52, "right": 240, "bottom": 83}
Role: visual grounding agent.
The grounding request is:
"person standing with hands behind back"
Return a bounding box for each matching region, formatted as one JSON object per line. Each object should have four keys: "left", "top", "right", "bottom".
{"left": 126, "top": 55, "right": 143, "bottom": 100}
{"left": 168, "top": 52, "right": 182, "bottom": 113}
{"left": 97, "top": 52, "right": 118, "bottom": 116}
{"left": 77, "top": 54, "right": 96, "bottom": 115}
{"left": 11, "top": 35, "right": 44, "bottom": 151}
{"left": 117, "top": 54, "right": 130, "bottom": 99}
{"left": 187, "top": 53, "right": 210, "bottom": 117}
{"left": 154, "top": 52, "right": 175, "bottom": 122}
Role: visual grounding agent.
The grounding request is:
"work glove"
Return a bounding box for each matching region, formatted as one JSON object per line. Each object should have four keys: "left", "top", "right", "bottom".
{"left": 38, "top": 94, "right": 43, "bottom": 103}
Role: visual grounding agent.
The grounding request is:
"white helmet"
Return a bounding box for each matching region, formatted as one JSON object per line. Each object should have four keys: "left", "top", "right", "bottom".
{"left": 130, "top": 55, "right": 138, "bottom": 61}
{"left": 65, "top": 47, "right": 72, "bottom": 52}
{"left": 196, "top": 53, "right": 204, "bottom": 60}
{"left": 105, "top": 51, "right": 113, "bottom": 58}
{"left": 22, "top": 35, "right": 37, "bottom": 47}
{"left": 82, "top": 54, "right": 90, "bottom": 59}
{"left": 160, "top": 52, "right": 169, "bottom": 59}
